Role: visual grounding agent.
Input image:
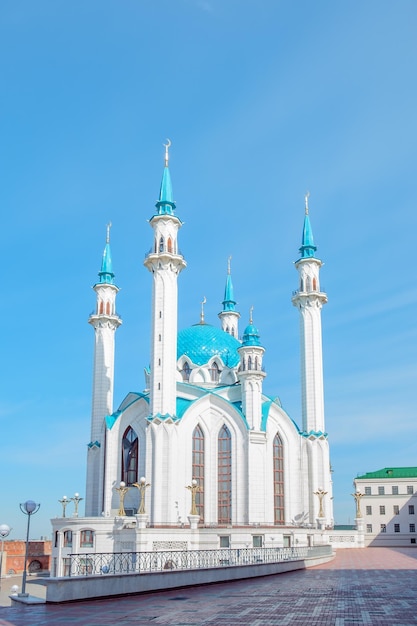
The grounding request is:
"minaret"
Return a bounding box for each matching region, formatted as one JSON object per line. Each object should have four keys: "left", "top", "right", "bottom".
{"left": 218, "top": 256, "right": 240, "bottom": 338}
{"left": 237, "top": 308, "right": 266, "bottom": 431}
{"left": 291, "top": 194, "right": 327, "bottom": 434}
{"left": 86, "top": 224, "right": 122, "bottom": 516}
{"left": 144, "top": 140, "right": 186, "bottom": 418}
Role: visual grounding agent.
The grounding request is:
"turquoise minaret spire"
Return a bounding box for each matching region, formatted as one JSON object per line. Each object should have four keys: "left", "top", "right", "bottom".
{"left": 155, "top": 139, "right": 176, "bottom": 216}
{"left": 238, "top": 307, "right": 266, "bottom": 431}
{"left": 299, "top": 192, "right": 317, "bottom": 259}
{"left": 98, "top": 223, "right": 115, "bottom": 284}
{"left": 218, "top": 256, "right": 240, "bottom": 337}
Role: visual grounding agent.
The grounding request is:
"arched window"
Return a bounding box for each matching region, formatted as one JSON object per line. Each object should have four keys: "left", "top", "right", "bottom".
{"left": 231, "top": 327, "right": 235, "bottom": 337}
{"left": 106, "top": 301, "right": 110, "bottom": 315}
{"left": 209, "top": 361, "right": 220, "bottom": 382}
{"left": 167, "top": 237, "right": 173, "bottom": 253}
{"left": 159, "top": 237, "right": 164, "bottom": 252}
{"left": 306, "top": 276, "right": 311, "bottom": 292}
{"left": 121, "top": 427, "right": 138, "bottom": 485}
{"left": 312, "top": 277, "right": 317, "bottom": 291}
{"left": 182, "top": 361, "right": 191, "bottom": 381}
{"left": 192, "top": 425, "right": 204, "bottom": 521}
{"left": 248, "top": 356, "right": 252, "bottom": 370}
{"left": 273, "top": 433, "right": 284, "bottom": 525}
{"left": 254, "top": 356, "right": 259, "bottom": 370}
{"left": 218, "top": 425, "right": 231, "bottom": 524}
{"left": 99, "top": 301, "right": 104, "bottom": 314}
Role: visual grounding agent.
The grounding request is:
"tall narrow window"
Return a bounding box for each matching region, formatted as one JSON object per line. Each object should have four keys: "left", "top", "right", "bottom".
{"left": 182, "top": 361, "right": 191, "bottom": 381}
{"left": 121, "top": 427, "right": 138, "bottom": 485}
{"left": 192, "top": 425, "right": 204, "bottom": 521}
{"left": 273, "top": 433, "right": 284, "bottom": 525}
{"left": 248, "top": 356, "right": 252, "bottom": 370}
{"left": 159, "top": 237, "right": 164, "bottom": 252}
{"left": 218, "top": 425, "right": 231, "bottom": 524}
{"left": 209, "top": 362, "right": 220, "bottom": 382}
{"left": 167, "top": 237, "right": 173, "bottom": 253}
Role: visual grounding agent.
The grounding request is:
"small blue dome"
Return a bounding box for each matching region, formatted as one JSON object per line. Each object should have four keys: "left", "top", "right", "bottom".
{"left": 242, "top": 323, "right": 261, "bottom": 346}
{"left": 178, "top": 324, "right": 240, "bottom": 367}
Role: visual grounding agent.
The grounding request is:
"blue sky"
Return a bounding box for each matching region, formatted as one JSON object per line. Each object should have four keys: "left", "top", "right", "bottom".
{"left": 1, "top": 0, "right": 416, "bottom": 539}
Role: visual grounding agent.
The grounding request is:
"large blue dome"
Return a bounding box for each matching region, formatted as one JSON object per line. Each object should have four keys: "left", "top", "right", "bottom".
{"left": 177, "top": 323, "right": 240, "bottom": 368}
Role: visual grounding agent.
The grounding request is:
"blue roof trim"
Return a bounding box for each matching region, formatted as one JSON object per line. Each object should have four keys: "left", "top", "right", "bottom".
{"left": 147, "top": 412, "right": 180, "bottom": 423}
{"left": 260, "top": 396, "right": 301, "bottom": 433}
{"left": 106, "top": 392, "right": 150, "bottom": 429}
{"left": 87, "top": 440, "right": 101, "bottom": 449}
{"left": 222, "top": 273, "right": 237, "bottom": 312}
{"left": 297, "top": 213, "right": 317, "bottom": 260}
{"left": 105, "top": 411, "right": 120, "bottom": 430}
{"left": 300, "top": 430, "right": 328, "bottom": 439}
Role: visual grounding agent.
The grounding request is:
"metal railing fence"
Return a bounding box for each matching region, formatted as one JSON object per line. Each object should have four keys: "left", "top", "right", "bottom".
{"left": 66, "top": 545, "right": 331, "bottom": 577}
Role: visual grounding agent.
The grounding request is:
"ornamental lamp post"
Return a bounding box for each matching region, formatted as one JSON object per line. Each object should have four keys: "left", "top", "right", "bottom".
{"left": 59, "top": 496, "right": 69, "bottom": 517}
{"left": 186, "top": 479, "right": 202, "bottom": 517}
{"left": 0, "top": 523, "right": 11, "bottom": 590}
{"left": 70, "top": 493, "right": 83, "bottom": 517}
{"left": 19, "top": 500, "right": 40, "bottom": 596}
{"left": 133, "top": 477, "right": 150, "bottom": 515}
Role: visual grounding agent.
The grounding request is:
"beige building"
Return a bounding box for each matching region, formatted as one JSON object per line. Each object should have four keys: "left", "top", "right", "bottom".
{"left": 354, "top": 467, "right": 417, "bottom": 547}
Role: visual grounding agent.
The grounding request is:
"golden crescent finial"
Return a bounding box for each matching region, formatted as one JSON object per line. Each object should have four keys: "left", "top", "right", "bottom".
{"left": 249, "top": 305, "right": 254, "bottom": 324}
{"left": 304, "top": 191, "right": 310, "bottom": 215}
{"left": 200, "top": 296, "right": 207, "bottom": 323}
{"left": 163, "top": 138, "right": 171, "bottom": 167}
{"left": 106, "top": 221, "right": 112, "bottom": 244}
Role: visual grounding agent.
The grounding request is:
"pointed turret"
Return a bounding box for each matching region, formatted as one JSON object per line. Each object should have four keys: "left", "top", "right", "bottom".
{"left": 86, "top": 224, "right": 122, "bottom": 516}
{"left": 218, "top": 257, "right": 240, "bottom": 338}
{"left": 238, "top": 308, "right": 266, "bottom": 430}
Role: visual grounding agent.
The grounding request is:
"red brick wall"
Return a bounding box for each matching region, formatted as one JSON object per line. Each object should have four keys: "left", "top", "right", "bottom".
{"left": 2, "top": 540, "right": 51, "bottom": 574}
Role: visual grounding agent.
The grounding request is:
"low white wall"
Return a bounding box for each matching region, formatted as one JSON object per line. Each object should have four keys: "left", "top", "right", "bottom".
{"left": 31, "top": 551, "right": 333, "bottom": 603}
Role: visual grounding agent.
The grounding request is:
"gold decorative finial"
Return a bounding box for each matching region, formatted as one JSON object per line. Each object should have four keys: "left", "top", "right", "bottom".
{"left": 106, "top": 221, "right": 112, "bottom": 244}
{"left": 200, "top": 297, "right": 206, "bottom": 323}
{"left": 304, "top": 191, "right": 310, "bottom": 215}
{"left": 163, "top": 138, "right": 171, "bottom": 167}
{"left": 249, "top": 305, "right": 254, "bottom": 324}
{"left": 227, "top": 255, "right": 232, "bottom": 275}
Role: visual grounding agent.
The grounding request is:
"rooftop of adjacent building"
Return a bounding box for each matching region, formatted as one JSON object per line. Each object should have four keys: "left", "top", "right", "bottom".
{"left": 356, "top": 467, "right": 417, "bottom": 479}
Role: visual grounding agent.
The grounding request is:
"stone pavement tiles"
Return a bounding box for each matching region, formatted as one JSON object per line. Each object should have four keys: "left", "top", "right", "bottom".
{"left": 0, "top": 548, "right": 416, "bottom": 625}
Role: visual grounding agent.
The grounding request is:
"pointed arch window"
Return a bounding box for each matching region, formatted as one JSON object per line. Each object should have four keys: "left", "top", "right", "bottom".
{"left": 248, "top": 356, "right": 252, "bottom": 371}
{"left": 106, "top": 301, "right": 111, "bottom": 315}
{"left": 218, "top": 425, "right": 231, "bottom": 524}
{"left": 306, "top": 276, "right": 311, "bottom": 292}
{"left": 312, "top": 277, "right": 317, "bottom": 291}
{"left": 99, "top": 301, "right": 104, "bottom": 314}
{"left": 159, "top": 237, "right": 164, "bottom": 253}
{"left": 209, "top": 361, "right": 220, "bottom": 382}
{"left": 254, "top": 356, "right": 259, "bottom": 370}
{"left": 121, "top": 427, "right": 138, "bottom": 486}
{"left": 182, "top": 361, "right": 191, "bottom": 381}
{"left": 273, "top": 433, "right": 284, "bottom": 525}
{"left": 167, "top": 237, "right": 173, "bottom": 253}
{"left": 192, "top": 425, "right": 204, "bottom": 521}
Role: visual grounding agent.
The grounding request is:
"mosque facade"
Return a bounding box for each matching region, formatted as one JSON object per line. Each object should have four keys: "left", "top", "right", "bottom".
{"left": 51, "top": 145, "right": 333, "bottom": 574}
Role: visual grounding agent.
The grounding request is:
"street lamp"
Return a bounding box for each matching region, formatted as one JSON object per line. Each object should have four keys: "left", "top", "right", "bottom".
{"left": 19, "top": 500, "right": 40, "bottom": 596}
{"left": 58, "top": 496, "right": 69, "bottom": 517}
{"left": 0, "top": 523, "right": 11, "bottom": 591}
{"left": 133, "top": 477, "right": 150, "bottom": 515}
{"left": 70, "top": 493, "right": 83, "bottom": 517}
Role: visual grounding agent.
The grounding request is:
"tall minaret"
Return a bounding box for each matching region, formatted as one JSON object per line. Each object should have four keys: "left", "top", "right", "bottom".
{"left": 86, "top": 224, "right": 122, "bottom": 516}
{"left": 218, "top": 256, "right": 240, "bottom": 338}
{"left": 237, "top": 309, "right": 266, "bottom": 431}
{"left": 291, "top": 194, "right": 327, "bottom": 434}
{"left": 144, "top": 140, "right": 186, "bottom": 418}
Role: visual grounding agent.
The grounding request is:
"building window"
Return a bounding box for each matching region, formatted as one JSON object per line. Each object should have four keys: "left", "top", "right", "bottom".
{"left": 380, "top": 524, "right": 386, "bottom": 533}
{"left": 167, "top": 237, "right": 173, "bottom": 253}
{"left": 407, "top": 486, "right": 414, "bottom": 495}
{"left": 379, "top": 506, "right": 385, "bottom": 515}
{"left": 366, "top": 506, "right": 372, "bottom": 515}
{"left": 412, "top": 538, "right": 417, "bottom": 544}
{"left": 393, "top": 505, "right": 400, "bottom": 515}
{"left": 392, "top": 486, "right": 399, "bottom": 495}
{"left": 63, "top": 558, "right": 71, "bottom": 577}
{"left": 121, "top": 427, "right": 138, "bottom": 485}
{"left": 219, "top": 535, "right": 230, "bottom": 548}
{"left": 159, "top": 237, "right": 164, "bottom": 252}
{"left": 378, "top": 486, "right": 385, "bottom": 495}
{"left": 209, "top": 361, "right": 220, "bottom": 383}
{"left": 63, "top": 530, "right": 72, "bottom": 548}
{"left": 410, "top": 524, "right": 416, "bottom": 533}
{"left": 182, "top": 361, "right": 191, "bottom": 381}
{"left": 80, "top": 530, "right": 94, "bottom": 548}
{"left": 192, "top": 425, "right": 204, "bottom": 522}
{"left": 248, "top": 356, "right": 252, "bottom": 370}
{"left": 218, "top": 425, "right": 232, "bottom": 524}
{"left": 409, "top": 505, "right": 415, "bottom": 515}
{"left": 273, "top": 433, "right": 284, "bottom": 525}
{"left": 366, "top": 524, "right": 372, "bottom": 533}
{"left": 252, "top": 535, "right": 263, "bottom": 548}
{"left": 394, "top": 524, "right": 400, "bottom": 533}
{"left": 365, "top": 487, "right": 371, "bottom": 495}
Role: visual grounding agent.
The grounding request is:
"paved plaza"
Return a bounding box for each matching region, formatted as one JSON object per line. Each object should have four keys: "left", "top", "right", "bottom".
{"left": 0, "top": 548, "right": 416, "bottom": 625}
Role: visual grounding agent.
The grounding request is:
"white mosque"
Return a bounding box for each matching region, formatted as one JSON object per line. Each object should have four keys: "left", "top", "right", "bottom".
{"left": 51, "top": 143, "right": 333, "bottom": 574}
